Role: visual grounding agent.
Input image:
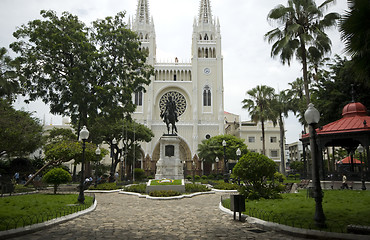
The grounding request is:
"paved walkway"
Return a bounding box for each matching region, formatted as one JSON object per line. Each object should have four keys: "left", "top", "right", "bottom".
{"left": 11, "top": 192, "right": 310, "bottom": 240}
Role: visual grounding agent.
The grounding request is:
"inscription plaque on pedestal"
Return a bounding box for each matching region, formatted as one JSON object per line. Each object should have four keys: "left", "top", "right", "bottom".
{"left": 165, "top": 145, "right": 174, "bottom": 157}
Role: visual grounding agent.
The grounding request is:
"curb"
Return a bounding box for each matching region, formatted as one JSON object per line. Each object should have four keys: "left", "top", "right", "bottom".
{"left": 119, "top": 190, "right": 215, "bottom": 200}
{"left": 0, "top": 199, "right": 97, "bottom": 239}
{"left": 218, "top": 202, "right": 369, "bottom": 240}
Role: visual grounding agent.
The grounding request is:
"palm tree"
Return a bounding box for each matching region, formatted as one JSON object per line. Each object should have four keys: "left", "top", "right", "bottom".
{"left": 265, "top": 0, "right": 339, "bottom": 106}
{"left": 286, "top": 77, "right": 307, "bottom": 125}
{"left": 242, "top": 85, "right": 275, "bottom": 155}
{"left": 340, "top": 0, "right": 370, "bottom": 84}
{"left": 271, "top": 90, "right": 295, "bottom": 174}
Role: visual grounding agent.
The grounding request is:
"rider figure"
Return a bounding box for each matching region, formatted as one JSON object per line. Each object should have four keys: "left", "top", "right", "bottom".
{"left": 164, "top": 96, "right": 178, "bottom": 122}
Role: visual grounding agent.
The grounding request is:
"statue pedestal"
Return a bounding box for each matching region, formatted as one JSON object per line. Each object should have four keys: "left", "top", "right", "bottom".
{"left": 155, "top": 135, "right": 184, "bottom": 180}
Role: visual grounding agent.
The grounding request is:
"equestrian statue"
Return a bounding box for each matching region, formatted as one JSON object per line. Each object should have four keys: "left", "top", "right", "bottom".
{"left": 160, "top": 96, "right": 178, "bottom": 135}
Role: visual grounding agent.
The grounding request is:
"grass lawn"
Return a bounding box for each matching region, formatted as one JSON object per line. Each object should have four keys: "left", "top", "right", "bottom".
{"left": 223, "top": 189, "right": 370, "bottom": 233}
{"left": 0, "top": 194, "right": 94, "bottom": 231}
{"left": 150, "top": 179, "right": 183, "bottom": 185}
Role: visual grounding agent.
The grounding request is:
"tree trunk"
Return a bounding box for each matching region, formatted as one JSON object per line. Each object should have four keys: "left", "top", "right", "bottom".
{"left": 279, "top": 115, "right": 286, "bottom": 175}
{"left": 300, "top": 39, "right": 310, "bottom": 106}
{"left": 24, "top": 161, "right": 54, "bottom": 186}
{"left": 261, "top": 120, "right": 266, "bottom": 155}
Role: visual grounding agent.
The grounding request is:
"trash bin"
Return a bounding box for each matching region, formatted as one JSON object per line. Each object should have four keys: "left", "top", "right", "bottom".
{"left": 230, "top": 194, "right": 245, "bottom": 221}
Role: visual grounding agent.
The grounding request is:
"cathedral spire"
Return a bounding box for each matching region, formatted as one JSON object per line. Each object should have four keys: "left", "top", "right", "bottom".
{"left": 136, "top": 0, "right": 150, "bottom": 24}
{"left": 198, "top": 0, "right": 213, "bottom": 24}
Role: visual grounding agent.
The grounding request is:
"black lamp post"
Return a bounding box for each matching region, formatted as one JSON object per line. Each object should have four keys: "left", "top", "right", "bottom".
{"left": 110, "top": 137, "right": 117, "bottom": 182}
{"left": 304, "top": 103, "right": 326, "bottom": 228}
{"left": 357, "top": 144, "right": 366, "bottom": 190}
{"left": 236, "top": 148, "right": 241, "bottom": 185}
{"left": 222, "top": 140, "right": 228, "bottom": 182}
{"left": 94, "top": 145, "right": 101, "bottom": 188}
{"left": 78, "top": 126, "right": 89, "bottom": 204}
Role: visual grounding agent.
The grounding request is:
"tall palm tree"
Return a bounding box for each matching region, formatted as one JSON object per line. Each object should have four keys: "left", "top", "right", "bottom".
{"left": 265, "top": 0, "right": 339, "bottom": 106}
{"left": 242, "top": 85, "right": 275, "bottom": 155}
{"left": 271, "top": 90, "right": 295, "bottom": 174}
{"left": 340, "top": 0, "right": 370, "bottom": 84}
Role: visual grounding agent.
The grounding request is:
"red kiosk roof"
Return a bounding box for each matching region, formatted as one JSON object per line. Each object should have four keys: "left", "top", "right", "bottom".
{"left": 302, "top": 102, "right": 370, "bottom": 138}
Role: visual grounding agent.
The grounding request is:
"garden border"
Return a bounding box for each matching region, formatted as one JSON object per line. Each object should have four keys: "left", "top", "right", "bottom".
{"left": 0, "top": 198, "right": 97, "bottom": 239}
{"left": 218, "top": 201, "right": 369, "bottom": 240}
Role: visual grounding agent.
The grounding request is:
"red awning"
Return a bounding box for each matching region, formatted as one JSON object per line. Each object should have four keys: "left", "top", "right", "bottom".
{"left": 336, "top": 156, "right": 362, "bottom": 164}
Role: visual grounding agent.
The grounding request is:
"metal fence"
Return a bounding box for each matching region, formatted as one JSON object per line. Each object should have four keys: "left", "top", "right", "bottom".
{"left": 220, "top": 194, "right": 352, "bottom": 233}
{"left": 0, "top": 193, "right": 95, "bottom": 231}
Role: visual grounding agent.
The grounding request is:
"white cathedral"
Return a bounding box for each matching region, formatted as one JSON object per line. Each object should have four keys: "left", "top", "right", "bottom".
{"left": 130, "top": 0, "right": 225, "bottom": 175}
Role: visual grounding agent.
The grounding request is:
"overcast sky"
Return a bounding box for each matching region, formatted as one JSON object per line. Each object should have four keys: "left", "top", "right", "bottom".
{"left": 1, "top": 0, "right": 349, "bottom": 143}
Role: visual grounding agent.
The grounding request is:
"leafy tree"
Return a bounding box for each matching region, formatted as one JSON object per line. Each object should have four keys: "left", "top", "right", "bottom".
{"left": 311, "top": 55, "right": 370, "bottom": 126}
{"left": 0, "top": 47, "right": 20, "bottom": 101}
{"left": 265, "top": 0, "right": 339, "bottom": 105}
{"left": 10, "top": 10, "right": 153, "bottom": 130}
{"left": 242, "top": 85, "right": 275, "bottom": 155}
{"left": 233, "top": 152, "right": 282, "bottom": 200}
{"left": 340, "top": 0, "right": 370, "bottom": 85}
{"left": 24, "top": 128, "right": 108, "bottom": 186}
{"left": 198, "top": 135, "right": 248, "bottom": 163}
{"left": 90, "top": 118, "right": 153, "bottom": 181}
{"left": 42, "top": 167, "right": 72, "bottom": 194}
{"left": 0, "top": 100, "right": 43, "bottom": 158}
{"left": 289, "top": 160, "right": 304, "bottom": 173}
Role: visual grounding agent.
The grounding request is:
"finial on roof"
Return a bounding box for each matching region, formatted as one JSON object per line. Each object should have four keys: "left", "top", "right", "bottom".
{"left": 351, "top": 84, "right": 355, "bottom": 103}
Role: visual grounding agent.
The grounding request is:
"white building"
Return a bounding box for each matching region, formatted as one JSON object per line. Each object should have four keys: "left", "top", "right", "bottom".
{"left": 130, "top": 0, "right": 224, "bottom": 175}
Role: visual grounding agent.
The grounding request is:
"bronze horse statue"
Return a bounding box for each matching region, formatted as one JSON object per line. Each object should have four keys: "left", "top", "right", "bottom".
{"left": 160, "top": 96, "right": 178, "bottom": 135}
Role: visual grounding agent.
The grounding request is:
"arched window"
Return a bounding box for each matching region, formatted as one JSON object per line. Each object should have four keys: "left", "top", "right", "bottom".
{"left": 204, "top": 34, "right": 209, "bottom": 40}
{"left": 203, "top": 85, "right": 211, "bottom": 106}
{"left": 135, "top": 91, "right": 143, "bottom": 106}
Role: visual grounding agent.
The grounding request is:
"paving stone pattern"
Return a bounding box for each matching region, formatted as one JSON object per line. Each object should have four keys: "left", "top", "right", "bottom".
{"left": 11, "top": 192, "right": 310, "bottom": 240}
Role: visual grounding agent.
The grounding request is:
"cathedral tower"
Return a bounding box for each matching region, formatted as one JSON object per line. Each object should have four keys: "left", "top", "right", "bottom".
{"left": 131, "top": 0, "right": 224, "bottom": 174}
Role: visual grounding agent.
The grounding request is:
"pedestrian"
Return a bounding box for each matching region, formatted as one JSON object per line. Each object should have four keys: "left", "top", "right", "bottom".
{"left": 14, "top": 172, "right": 19, "bottom": 183}
{"left": 342, "top": 174, "right": 349, "bottom": 189}
{"left": 114, "top": 172, "right": 119, "bottom": 182}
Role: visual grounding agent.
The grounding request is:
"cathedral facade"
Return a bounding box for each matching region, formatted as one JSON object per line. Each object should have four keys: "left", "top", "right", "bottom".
{"left": 130, "top": 0, "right": 224, "bottom": 175}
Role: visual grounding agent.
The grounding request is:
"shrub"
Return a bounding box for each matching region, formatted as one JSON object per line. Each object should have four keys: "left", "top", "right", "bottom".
{"left": 43, "top": 168, "right": 71, "bottom": 194}
{"left": 149, "top": 190, "right": 181, "bottom": 197}
{"left": 147, "top": 176, "right": 154, "bottom": 179}
{"left": 134, "top": 168, "right": 145, "bottom": 181}
{"left": 123, "top": 184, "right": 146, "bottom": 193}
{"left": 88, "top": 182, "right": 120, "bottom": 190}
{"left": 185, "top": 184, "right": 210, "bottom": 193}
{"left": 274, "top": 172, "right": 286, "bottom": 183}
{"left": 14, "top": 184, "right": 34, "bottom": 193}
{"left": 233, "top": 152, "right": 282, "bottom": 200}
{"left": 201, "top": 175, "right": 208, "bottom": 180}
{"left": 208, "top": 174, "right": 215, "bottom": 180}
{"left": 194, "top": 175, "right": 201, "bottom": 180}
{"left": 213, "top": 182, "right": 239, "bottom": 190}
{"left": 186, "top": 175, "right": 192, "bottom": 180}
{"left": 295, "top": 173, "right": 301, "bottom": 180}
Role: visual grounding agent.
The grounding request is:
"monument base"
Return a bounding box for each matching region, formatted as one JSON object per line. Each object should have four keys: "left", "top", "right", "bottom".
{"left": 155, "top": 135, "right": 184, "bottom": 180}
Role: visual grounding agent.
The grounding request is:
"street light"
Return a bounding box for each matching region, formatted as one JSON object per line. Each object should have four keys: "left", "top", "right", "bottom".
{"left": 304, "top": 103, "right": 326, "bottom": 228}
{"left": 78, "top": 126, "right": 89, "bottom": 204}
{"left": 236, "top": 148, "right": 241, "bottom": 185}
{"left": 215, "top": 157, "right": 219, "bottom": 174}
{"left": 120, "top": 155, "right": 124, "bottom": 182}
{"left": 94, "top": 145, "right": 101, "bottom": 188}
{"left": 222, "top": 140, "right": 228, "bottom": 182}
{"left": 357, "top": 144, "right": 366, "bottom": 190}
{"left": 110, "top": 138, "right": 117, "bottom": 182}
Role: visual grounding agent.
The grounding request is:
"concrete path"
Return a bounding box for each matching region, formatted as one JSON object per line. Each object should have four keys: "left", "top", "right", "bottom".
{"left": 11, "top": 192, "right": 309, "bottom": 240}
